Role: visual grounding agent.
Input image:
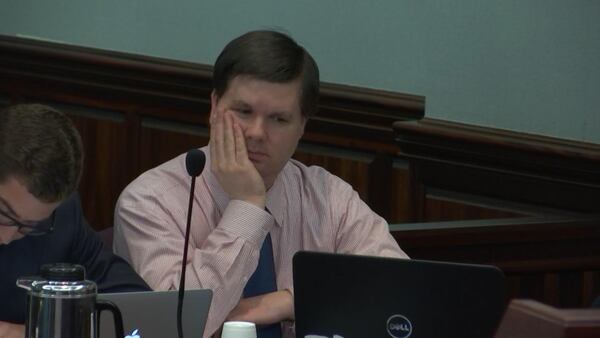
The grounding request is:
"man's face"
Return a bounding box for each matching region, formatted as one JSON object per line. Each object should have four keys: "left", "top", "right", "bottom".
{"left": 211, "top": 76, "right": 306, "bottom": 188}
{"left": 0, "top": 176, "right": 59, "bottom": 244}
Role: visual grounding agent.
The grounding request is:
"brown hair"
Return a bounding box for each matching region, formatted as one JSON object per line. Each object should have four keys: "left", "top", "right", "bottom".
{"left": 0, "top": 104, "right": 83, "bottom": 202}
{"left": 213, "top": 30, "right": 320, "bottom": 118}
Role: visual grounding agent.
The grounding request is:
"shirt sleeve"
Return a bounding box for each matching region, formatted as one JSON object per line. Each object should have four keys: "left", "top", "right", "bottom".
{"left": 65, "top": 193, "right": 150, "bottom": 293}
{"left": 113, "top": 188, "right": 273, "bottom": 338}
{"left": 327, "top": 175, "right": 410, "bottom": 259}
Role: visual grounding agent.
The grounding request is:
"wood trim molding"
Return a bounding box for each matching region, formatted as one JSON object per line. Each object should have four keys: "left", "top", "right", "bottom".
{"left": 393, "top": 118, "right": 600, "bottom": 213}
{"left": 0, "top": 34, "right": 425, "bottom": 151}
{"left": 390, "top": 216, "right": 600, "bottom": 273}
{"left": 393, "top": 118, "right": 600, "bottom": 181}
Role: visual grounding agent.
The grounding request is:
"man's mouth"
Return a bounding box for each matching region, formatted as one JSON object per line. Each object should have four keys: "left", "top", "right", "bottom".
{"left": 247, "top": 150, "right": 267, "bottom": 162}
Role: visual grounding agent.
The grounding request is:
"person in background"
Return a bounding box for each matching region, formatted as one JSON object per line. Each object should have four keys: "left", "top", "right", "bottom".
{"left": 0, "top": 103, "right": 149, "bottom": 338}
{"left": 114, "top": 30, "right": 409, "bottom": 338}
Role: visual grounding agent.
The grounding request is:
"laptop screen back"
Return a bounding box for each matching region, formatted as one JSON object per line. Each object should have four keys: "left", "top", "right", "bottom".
{"left": 98, "top": 289, "right": 212, "bottom": 338}
{"left": 293, "top": 251, "right": 506, "bottom": 338}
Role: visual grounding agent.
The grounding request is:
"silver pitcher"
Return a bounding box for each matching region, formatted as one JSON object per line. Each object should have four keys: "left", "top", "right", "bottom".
{"left": 17, "top": 263, "right": 124, "bottom": 338}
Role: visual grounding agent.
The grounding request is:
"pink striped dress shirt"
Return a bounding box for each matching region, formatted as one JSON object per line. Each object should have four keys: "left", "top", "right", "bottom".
{"left": 113, "top": 146, "right": 408, "bottom": 338}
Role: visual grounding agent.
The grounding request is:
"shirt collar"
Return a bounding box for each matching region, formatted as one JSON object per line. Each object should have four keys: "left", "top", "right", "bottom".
{"left": 266, "top": 168, "right": 286, "bottom": 228}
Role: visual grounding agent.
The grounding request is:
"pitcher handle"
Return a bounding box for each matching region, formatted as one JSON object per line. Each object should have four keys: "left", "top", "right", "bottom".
{"left": 96, "top": 299, "right": 125, "bottom": 338}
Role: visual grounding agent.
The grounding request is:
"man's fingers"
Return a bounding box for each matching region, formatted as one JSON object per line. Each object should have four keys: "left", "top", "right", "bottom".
{"left": 209, "top": 105, "right": 215, "bottom": 124}
{"left": 209, "top": 107, "right": 266, "bottom": 208}
{"left": 223, "top": 111, "right": 236, "bottom": 163}
{"left": 210, "top": 108, "right": 224, "bottom": 169}
{"left": 209, "top": 107, "right": 215, "bottom": 161}
{"left": 233, "top": 120, "right": 248, "bottom": 162}
{"left": 211, "top": 109, "right": 245, "bottom": 172}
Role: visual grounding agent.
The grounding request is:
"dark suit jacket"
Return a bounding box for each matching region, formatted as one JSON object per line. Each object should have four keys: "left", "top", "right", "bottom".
{"left": 0, "top": 193, "right": 149, "bottom": 323}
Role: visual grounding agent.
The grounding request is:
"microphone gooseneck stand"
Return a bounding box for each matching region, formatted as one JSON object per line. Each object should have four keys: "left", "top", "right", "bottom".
{"left": 177, "top": 149, "right": 206, "bottom": 338}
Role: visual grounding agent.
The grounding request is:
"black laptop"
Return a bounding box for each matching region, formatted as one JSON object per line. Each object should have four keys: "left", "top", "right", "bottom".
{"left": 293, "top": 251, "right": 506, "bottom": 338}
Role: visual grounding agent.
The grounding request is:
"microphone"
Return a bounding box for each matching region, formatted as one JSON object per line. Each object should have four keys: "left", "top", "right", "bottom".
{"left": 186, "top": 149, "right": 206, "bottom": 177}
{"left": 178, "top": 149, "right": 206, "bottom": 338}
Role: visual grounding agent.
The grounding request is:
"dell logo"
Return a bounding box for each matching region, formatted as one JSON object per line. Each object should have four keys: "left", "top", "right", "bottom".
{"left": 386, "top": 315, "right": 412, "bottom": 338}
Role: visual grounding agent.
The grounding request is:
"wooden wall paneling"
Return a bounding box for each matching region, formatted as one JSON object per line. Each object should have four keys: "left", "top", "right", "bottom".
{"left": 394, "top": 119, "right": 600, "bottom": 215}
{"left": 419, "top": 159, "right": 599, "bottom": 214}
{"left": 389, "top": 217, "right": 600, "bottom": 264}
{"left": 139, "top": 117, "right": 210, "bottom": 172}
{"left": 62, "top": 103, "right": 130, "bottom": 230}
{"left": 293, "top": 143, "right": 372, "bottom": 201}
{"left": 423, "top": 189, "right": 533, "bottom": 222}
{"left": 367, "top": 153, "right": 393, "bottom": 220}
{"left": 390, "top": 159, "right": 411, "bottom": 223}
{"left": 390, "top": 216, "right": 600, "bottom": 307}
{"left": 0, "top": 35, "right": 213, "bottom": 112}
{"left": 407, "top": 159, "right": 426, "bottom": 221}
{"left": 451, "top": 268, "right": 596, "bottom": 308}
{"left": 582, "top": 271, "right": 600, "bottom": 307}
{"left": 505, "top": 275, "right": 521, "bottom": 305}
{"left": 0, "top": 94, "right": 9, "bottom": 108}
{"left": 123, "top": 109, "right": 142, "bottom": 177}
{"left": 516, "top": 273, "right": 545, "bottom": 301}
{"left": 559, "top": 271, "right": 584, "bottom": 308}
{"left": 394, "top": 119, "right": 600, "bottom": 180}
{"left": 423, "top": 196, "right": 524, "bottom": 221}
{"left": 318, "top": 83, "right": 424, "bottom": 125}
{"left": 308, "top": 82, "right": 424, "bottom": 151}
{"left": 543, "top": 273, "right": 560, "bottom": 306}
{"left": 456, "top": 238, "right": 593, "bottom": 271}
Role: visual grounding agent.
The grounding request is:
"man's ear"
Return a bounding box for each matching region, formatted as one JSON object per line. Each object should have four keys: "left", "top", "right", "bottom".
{"left": 299, "top": 116, "right": 308, "bottom": 137}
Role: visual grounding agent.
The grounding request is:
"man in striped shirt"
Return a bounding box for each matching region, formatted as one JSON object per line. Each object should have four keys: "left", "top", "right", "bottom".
{"left": 114, "top": 30, "right": 409, "bottom": 338}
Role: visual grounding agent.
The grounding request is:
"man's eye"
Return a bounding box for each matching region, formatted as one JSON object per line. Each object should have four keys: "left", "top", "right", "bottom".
{"left": 272, "top": 116, "right": 288, "bottom": 123}
{"left": 233, "top": 108, "right": 251, "bottom": 115}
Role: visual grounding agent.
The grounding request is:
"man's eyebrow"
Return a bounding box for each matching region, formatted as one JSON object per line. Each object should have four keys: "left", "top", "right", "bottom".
{"left": 269, "top": 111, "right": 294, "bottom": 119}
{"left": 231, "top": 100, "right": 251, "bottom": 107}
{"left": 272, "top": 111, "right": 292, "bottom": 116}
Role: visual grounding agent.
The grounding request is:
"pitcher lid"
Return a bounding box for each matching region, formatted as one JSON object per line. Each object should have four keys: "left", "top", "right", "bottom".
{"left": 26, "top": 263, "right": 97, "bottom": 297}
{"left": 40, "top": 263, "right": 85, "bottom": 281}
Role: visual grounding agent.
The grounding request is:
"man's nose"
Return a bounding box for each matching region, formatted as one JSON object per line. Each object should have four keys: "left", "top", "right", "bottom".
{"left": 243, "top": 117, "right": 266, "bottom": 140}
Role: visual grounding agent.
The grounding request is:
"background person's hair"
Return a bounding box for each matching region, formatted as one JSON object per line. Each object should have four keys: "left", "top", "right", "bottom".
{"left": 0, "top": 103, "right": 83, "bottom": 203}
{"left": 213, "top": 30, "right": 320, "bottom": 118}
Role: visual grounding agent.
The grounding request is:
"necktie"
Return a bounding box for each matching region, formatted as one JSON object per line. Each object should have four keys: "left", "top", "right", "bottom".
{"left": 243, "top": 233, "right": 282, "bottom": 338}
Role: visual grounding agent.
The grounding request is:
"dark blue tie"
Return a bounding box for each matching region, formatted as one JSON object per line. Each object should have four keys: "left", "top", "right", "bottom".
{"left": 243, "top": 233, "right": 282, "bottom": 338}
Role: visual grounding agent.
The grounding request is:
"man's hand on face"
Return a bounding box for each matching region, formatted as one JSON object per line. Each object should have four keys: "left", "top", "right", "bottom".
{"left": 0, "top": 321, "right": 25, "bottom": 338}
{"left": 210, "top": 108, "right": 267, "bottom": 209}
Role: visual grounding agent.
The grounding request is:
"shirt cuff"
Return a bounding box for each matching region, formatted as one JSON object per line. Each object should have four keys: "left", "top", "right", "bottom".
{"left": 218, "top": 199, "right": 273, "bottom": 245}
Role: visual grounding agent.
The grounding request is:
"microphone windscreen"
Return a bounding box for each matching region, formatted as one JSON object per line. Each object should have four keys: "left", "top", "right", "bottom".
{"left": 185, "top": 149, "right": 206, "bottom": 177}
